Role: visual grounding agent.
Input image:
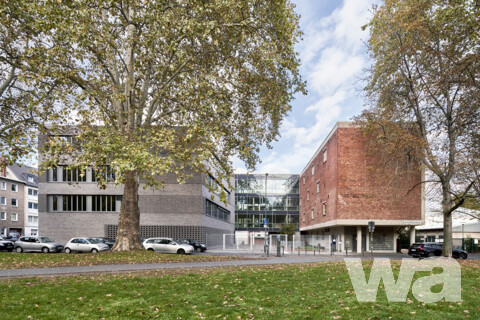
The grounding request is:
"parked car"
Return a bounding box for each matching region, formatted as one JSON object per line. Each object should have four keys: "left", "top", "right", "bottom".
{"left": 177, "top": 239, "right": 207, "bottom": 252}
{"left": 14, "top": 236, "right": 64, "bottom": 253}
{"left": 64, "top": 237, "right": 110, "bottom": 253}
{"left": 0, "top": 237, "right": 14, "bottom": 252}
{"left": 89, "top": 237, "right": 115, "bottom": 249}
{"left": 408, "top": 242, "right": 467, "bottom": 259}
{"left": 2, "top": 236, "right": 19, "bottom": 243}
{"left": 143, "top": 237, "right": 194, "bottom": 254}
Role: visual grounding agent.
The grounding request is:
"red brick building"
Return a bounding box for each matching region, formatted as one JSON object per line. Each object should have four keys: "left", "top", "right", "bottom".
{"left": 299, "top": 122, "right": 424, "bottom": 253}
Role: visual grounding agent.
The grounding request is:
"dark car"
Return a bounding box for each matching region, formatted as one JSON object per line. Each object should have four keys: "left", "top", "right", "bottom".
{"left": 408, "top": 242, "right": 467, "bottom": 259}
{"left": 0, "top": 237, "right": 14, "bottom": 252}
{"left": 89, "top": 237, "right": 115, "bottom": 249}
{"left": 177, "top": 239, "right": 207, "bottom": 252}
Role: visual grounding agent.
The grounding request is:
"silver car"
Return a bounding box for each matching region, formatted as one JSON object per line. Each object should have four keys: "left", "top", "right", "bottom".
{"left": 64, "top": 237, "right": 110, "bottom": 253}
{"left": 14, "top": 236, "right": 64, "bottom": 253}
{"left": 143, "top": 237, "right": 194, "bottom": 254}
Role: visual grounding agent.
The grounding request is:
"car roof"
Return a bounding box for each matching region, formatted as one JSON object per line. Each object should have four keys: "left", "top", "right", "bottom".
{"left": 145, "top": 237, "right": 173, "bottom": 240}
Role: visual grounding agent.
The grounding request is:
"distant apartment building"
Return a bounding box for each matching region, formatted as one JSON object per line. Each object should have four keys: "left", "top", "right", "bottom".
{"left": 38, "top": 135, "right": 234, "bottom": 244}
{"left": 235, "top": 173, "right": 299, "bottom": 240}
{"left": 0, "top": 164, "right": 39, "bottom": 238}
{"left": 299, "top": 122, "right": 425, "bottom": 253}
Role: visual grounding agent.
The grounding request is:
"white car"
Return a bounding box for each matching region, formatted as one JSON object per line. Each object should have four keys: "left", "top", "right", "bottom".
{"left": 143, "top": 237, "right": 194, "bottom": 254}
{"left": 64, "top": 237, "right": 110, "bottom": 253}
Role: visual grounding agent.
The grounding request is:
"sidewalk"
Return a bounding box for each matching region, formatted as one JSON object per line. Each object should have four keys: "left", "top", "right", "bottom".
{"left": 1, "top": 252, "right": 476, "bottom": 278}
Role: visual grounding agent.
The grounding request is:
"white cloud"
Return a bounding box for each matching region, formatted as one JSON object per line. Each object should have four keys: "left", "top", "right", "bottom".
{"left": 236, "top": 0, "right": 378, "bottom": 174}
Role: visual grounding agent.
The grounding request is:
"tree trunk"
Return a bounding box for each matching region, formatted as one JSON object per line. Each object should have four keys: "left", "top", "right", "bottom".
{"left": 111, "top": 170, "right": 144, "bottom": 251}
{"left": 441, "top": 183, "right": 453, "bottom": 257}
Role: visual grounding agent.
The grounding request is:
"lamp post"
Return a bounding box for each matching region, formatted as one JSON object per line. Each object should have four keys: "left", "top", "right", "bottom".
{"left": 264, "top": 173, "right": 269, "bottom": 256}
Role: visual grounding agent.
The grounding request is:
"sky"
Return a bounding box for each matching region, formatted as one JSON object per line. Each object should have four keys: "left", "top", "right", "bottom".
{"left": 234, "top": 0, "right": 380, "bottom": 175}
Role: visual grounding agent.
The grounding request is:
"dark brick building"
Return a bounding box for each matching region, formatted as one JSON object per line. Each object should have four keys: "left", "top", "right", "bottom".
{"left": 300, "top": 122, "right": 424, "bottom": 252}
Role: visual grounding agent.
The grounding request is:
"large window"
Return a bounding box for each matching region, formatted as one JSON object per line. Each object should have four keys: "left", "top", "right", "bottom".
{"left": 0, "top": 197, "right": 5, "bottom": 205}
{"left": 11, "top": 184, "right": 17, "bottom": 192}
{"left": 62, "top": 195, "right": 87, "bottom": 212}
{"left": 0, "top": 181, "right": 6, "bottom": 190}
{"left": 205, "top": 200, "right": 230, "bottom": 222}
{"left": 63, "top": 167, "right": 87, "bottom": 182}
{"left": 0, "top": 212, "right": 5, "bottom": 220}
{"left": 28, "top": 216, "right": 38, "bottom": 223}
{"left": 28, "top": 188, "right": 38, "bottom": 196}
{"left": 11, "top": 213, "right": 18, "bottom": 221}
{"left": 92, "top": 166, "right": 116, "bottom": 182}
{"left": 11, "top": 198, "right": 17, "bottom": 207}
{"left": 92, "top": 195, "right": 117, "bottom": 212}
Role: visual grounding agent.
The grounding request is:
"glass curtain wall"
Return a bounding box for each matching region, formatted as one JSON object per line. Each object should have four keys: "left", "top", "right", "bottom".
{"left": 235, "top": 174, "right": 299, "bottom": 230}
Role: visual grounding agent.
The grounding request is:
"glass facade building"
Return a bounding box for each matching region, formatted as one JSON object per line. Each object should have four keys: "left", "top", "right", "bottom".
{"left": 235, "top": 174, "right": 300, "bottom": 231}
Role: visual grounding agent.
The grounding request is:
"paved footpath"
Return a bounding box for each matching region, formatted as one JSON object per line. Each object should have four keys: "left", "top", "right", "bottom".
{"left": 1, "top": 252, "right": 477, "bottom": 278}
{"left": 0, "top": 254, "right": 355, "bottom": 278}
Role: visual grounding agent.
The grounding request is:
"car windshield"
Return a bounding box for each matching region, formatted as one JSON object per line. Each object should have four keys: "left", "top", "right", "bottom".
{"left": 87, "top": 238, "right": 101, "bottom": 244}
{"left": 170, "top": 241, "right": 179, "bottom": 245}
{"left": 40, "top": 237, "right": 54, "bottom": 243}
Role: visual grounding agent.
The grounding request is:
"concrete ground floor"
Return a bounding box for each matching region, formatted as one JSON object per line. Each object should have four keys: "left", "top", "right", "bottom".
{"left": 301, "top": 224, "right": 418, "bottom": 253}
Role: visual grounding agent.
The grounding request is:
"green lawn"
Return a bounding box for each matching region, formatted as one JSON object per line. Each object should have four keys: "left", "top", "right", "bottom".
{"left": 1, "top": 260, "right": 479, "bottom": 319}
{"left": 0, "top": 251, "right": 250, "bottom": 269}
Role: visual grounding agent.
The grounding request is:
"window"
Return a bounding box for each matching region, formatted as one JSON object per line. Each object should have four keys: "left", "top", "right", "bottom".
{"left": 311, "top": 208, "right": 314, "bottom": 220}
{"left": 27, "top": 175, "right": 35, "bottom": 183}
{"left": 303, "top": 175, "right": 305, "bottom": 185}
{"left": 0, "top": 227, "right": 6, "bottom": 236}
{"left": 92, "top": 166, "right": 116, "bottom": 182}
{"left": 311, "top": 165, "right": 315, "bottom": 176}
{"left": 52, "top": 166, "right": 58, "bottom": 182}
{"left": 322, "top": 201, "right": 327, "bottom": 216}
{"left": 63, "top": 195, "right": 87, "bottom": 212}
{"left": 205, "top": 200, "right": 230, "bottom": 222}
{"left": 0, "top": 181, "right": 5, "bottom": 190}
{"left": 30, "top": 229, "right": 38, "bottom": 236}
{"left": 11, "top": 183, "right": 17, "bottom": 192}
{"left": 0, "top": 197, "right": 5, "bottom": 205}
{"left": 28, "top": 188, "right": 38, "bottom": 196}
{"left": 92, "top": 195, "right": 118, "bottom": 212}
{"left": 62, "top": 167, "right": 87, "bottom": 182}
{"left": 316, "top": 181, "right": 320, "bottom": 193}
{"left": 323, "top": 148, "right": 327, "bottom": 162}
{"left": 302, "top": 212, "right": 305, "bottom": 223}
{"left": 11, "top": 213, "right": 18, "bottom": 221}
{"left": 28, "top": 216, "right": 38, "bottom": 223}
{"left": 28, "top": 202, "right": 38, "bottom": 209}
{"left": 307, "top": 190, "right": 309, "bottom": 201}
{"left": 0, "top": 212, "right": 5, "bottom": 220}
{"left": 11, "top": 198, "right": 17, "bottom": 207}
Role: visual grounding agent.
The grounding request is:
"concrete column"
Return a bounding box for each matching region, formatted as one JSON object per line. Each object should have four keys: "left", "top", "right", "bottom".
{"left": 409, "top": 226, "right": 416, "bottom": 245}
{"left": 357, "top": 226, "right": 362, "bottom": 253}
{"left": 393, "top": 227, "right": 397, "bottom": 253}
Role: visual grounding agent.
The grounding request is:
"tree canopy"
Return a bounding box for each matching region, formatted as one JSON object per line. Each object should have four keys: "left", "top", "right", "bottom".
{"left": 7, "top": 0, "right": 305, "bottom": 250}
{"left": 360, "top": 0, "right": 480, "bottom": 256}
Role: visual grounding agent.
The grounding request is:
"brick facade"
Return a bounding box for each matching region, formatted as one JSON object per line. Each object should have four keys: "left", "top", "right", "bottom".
{"left": 299, "top": 122, "right": 424, "bottom": 252}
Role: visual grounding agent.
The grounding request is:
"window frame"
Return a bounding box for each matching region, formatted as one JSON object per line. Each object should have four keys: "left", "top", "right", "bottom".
{"left": 11, "top": 183, "right": 17, "bottom": 192}
{"left": 11, "top": 213, "right": 18, "bottom": 221}
{"left": 323, "top": 148, "right": 327, "bottom": 163}
{"left": 0, "top": 211, "right": 5, "bottom": 220}
{"left": 322, "top": 201, "right": 327, "bottom": 216}
{"left": 0, "top": 181, "right": 6, "bottom": 190}
{"left": 11, "top": 198, "right": 18, "bottom": 207}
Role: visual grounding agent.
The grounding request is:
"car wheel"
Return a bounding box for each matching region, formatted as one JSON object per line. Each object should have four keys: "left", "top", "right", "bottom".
{"left": 460, "top": 253, "right": 467, "bottom": 260}
{"left": 177, "top": 249, "right": 185, "bottom": 255}
{"left": 201, "top": 249, "right": 207, "bottom": 252}
{"left": 42, "top": 247, "right": 50, "bottom": 253}
{"left": 15, "top": 246, "right": 23, "bottom": 253}
{"left": 91, "top": 248, "right": 98, "bottom": 253}
{"left": 427, "top": 252, "right": 435, "bottom": 258}
{"left": 147, "top": 248, "right": 154, "bottom": 251}
{"left": 196, "top": 248, "right": 202, "bottom": 252}
{"left": 65, "top": 248, "right": 72, "bottom": 254}
{"left": 7, "top": 249, "right": 13, "bottom": 252}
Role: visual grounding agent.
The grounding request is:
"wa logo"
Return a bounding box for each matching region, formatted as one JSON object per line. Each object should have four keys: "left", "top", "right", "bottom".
{"left": 344, "top": 258, "right": 461, "bottom": 303}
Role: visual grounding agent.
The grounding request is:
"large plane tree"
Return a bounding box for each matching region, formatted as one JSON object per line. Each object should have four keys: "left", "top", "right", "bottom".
{"left": 20, "top": 0, "right": 305, "bottom": 250}
{"left": 360, "top": 0, "right": 480, "bottom": 256}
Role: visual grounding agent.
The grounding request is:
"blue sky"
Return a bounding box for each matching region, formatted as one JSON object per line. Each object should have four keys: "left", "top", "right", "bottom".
{"left": 234, "top": 0, "right": 379, "bottom": 174}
